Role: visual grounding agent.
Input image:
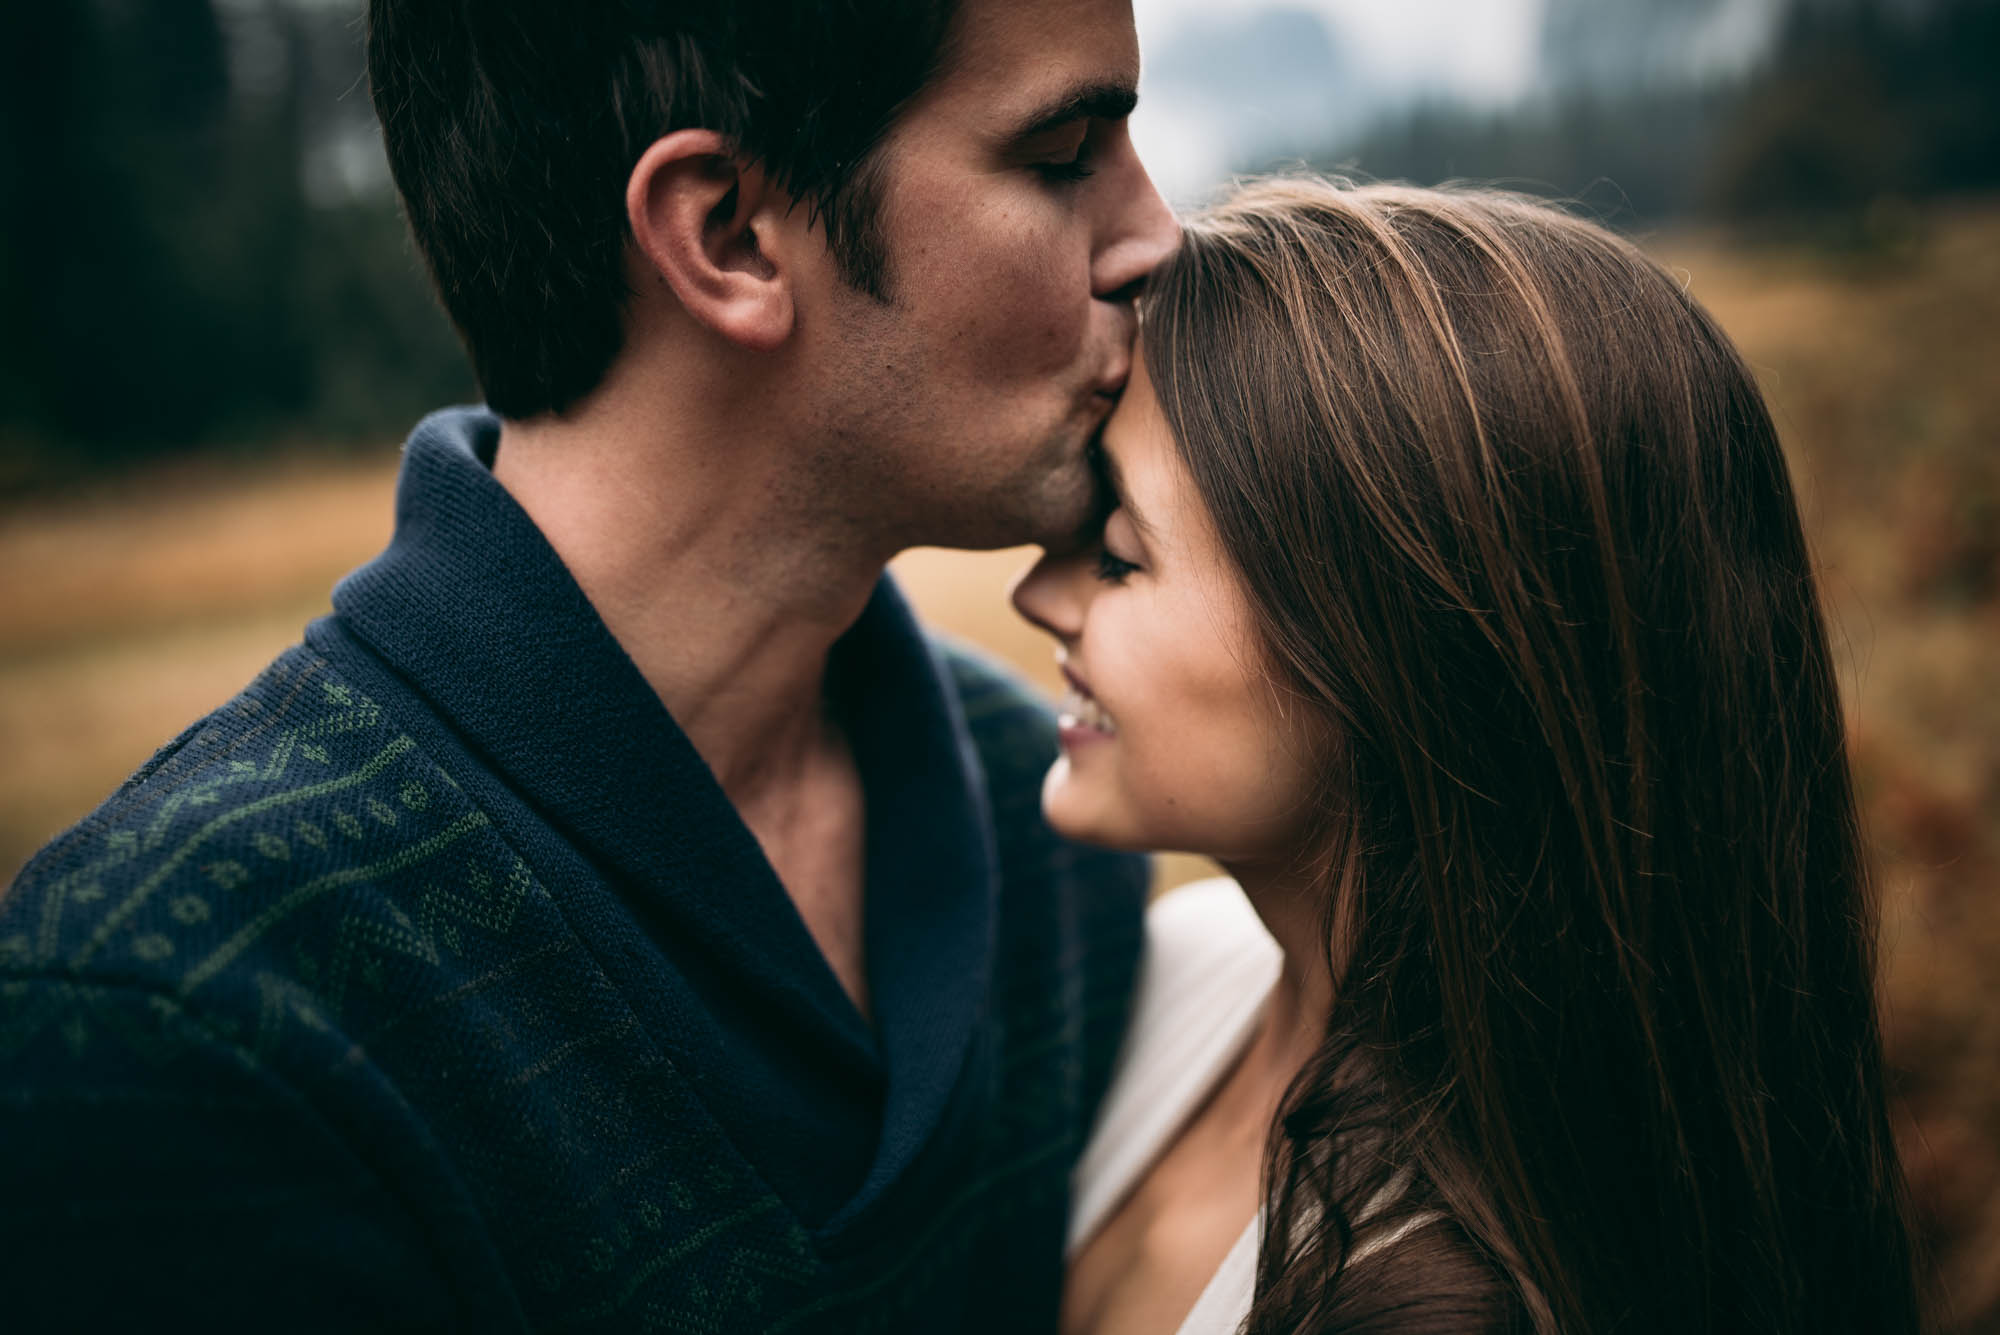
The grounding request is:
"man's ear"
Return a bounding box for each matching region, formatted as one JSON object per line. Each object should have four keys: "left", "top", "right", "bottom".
{"left": 627, "top": 130, "right": 795, "bottom": 351}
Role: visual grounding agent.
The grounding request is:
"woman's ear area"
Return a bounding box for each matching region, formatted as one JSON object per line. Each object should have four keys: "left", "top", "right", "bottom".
{"left": 625, "top": 129, "right": 796, "bottom": 351}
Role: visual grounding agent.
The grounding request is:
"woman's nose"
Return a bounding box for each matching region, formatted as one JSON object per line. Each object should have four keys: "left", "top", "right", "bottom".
{"left": 1008, "top": 548, "right": 1089, "bottom": 644}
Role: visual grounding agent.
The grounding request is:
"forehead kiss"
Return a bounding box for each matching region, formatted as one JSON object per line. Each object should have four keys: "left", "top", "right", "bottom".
{"left": 1011, "top": 344, "right": 1318, "bottom": 863}
{"left": 796, "top": 0, "right": 1174, "bottom": 552}
{"left": 1090, "top": 352, "right": 1183, "bottom": 558}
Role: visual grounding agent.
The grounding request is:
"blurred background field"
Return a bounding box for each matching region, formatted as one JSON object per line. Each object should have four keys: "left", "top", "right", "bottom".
{"left": 2, "top": 0, "right": 1996, "bottom": 1326}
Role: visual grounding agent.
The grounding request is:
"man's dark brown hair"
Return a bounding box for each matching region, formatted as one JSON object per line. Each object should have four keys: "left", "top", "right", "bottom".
{"left": 367, "top": 0, "right": 958, "bottom": 420}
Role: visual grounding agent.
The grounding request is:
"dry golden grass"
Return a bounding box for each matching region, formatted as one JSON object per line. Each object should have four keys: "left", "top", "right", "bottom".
{"left": 0, "top": 455, "right": 395, "bottom": 865}
{"left": 0, "top": 202, "right": 1993, "bottom": 1327}
{"left": 0, "top": 454, "right": 396, "bottom": 657}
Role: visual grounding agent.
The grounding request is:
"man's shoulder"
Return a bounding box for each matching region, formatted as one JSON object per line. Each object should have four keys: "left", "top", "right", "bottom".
{"left": 2, "top": 641, "right": 511, "bottom": 1005}
{"left": 0, "top": 641, "right": 554, "bottom": 1329}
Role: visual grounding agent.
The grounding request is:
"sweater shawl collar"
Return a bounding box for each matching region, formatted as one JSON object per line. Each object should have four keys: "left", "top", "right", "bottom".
{"left": 330, "top": 406, "right": 1000, "bottom": 1236}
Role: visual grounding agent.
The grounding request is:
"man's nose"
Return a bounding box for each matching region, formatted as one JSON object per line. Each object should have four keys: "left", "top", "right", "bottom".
{"left": 1092, "top": 138, "right": 1180, "bottom": 302}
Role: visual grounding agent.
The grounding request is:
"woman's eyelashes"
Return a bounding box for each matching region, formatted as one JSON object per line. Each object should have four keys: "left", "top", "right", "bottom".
{"left": 1094, "top": 545, "right": 1140, "bottom": 584}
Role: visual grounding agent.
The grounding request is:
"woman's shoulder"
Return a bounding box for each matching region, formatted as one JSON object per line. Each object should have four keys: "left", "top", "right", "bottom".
{"left": 1068, "top": 876, "right": 1282, "bottom": 1253}
{"left": 1145, "top": 875, "right": 1281, "bottom": 981}
{"left": 1122, "top": 877, "right": 1283, "bottom": 1077}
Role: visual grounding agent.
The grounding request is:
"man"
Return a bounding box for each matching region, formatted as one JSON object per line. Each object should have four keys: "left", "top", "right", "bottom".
{"left": 0, "top": 0, "right": 1177, "bottom": 1327}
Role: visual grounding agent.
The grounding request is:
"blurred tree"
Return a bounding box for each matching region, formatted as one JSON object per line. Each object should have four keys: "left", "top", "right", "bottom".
{"left": 1705, "top": 0, "right": 2000, "bottom": 217}
{"left": 0, "top": 0, "right": 468, "bottom": 482}
{"left": 1, "top": 0, "right": 250, "bottom": 453}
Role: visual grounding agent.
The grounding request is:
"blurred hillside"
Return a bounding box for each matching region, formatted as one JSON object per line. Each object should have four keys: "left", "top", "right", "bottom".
{"left": 1540, "top": 0, "right": 1785, "bottom": 89}
{"left": 1317, "top": 0, "right": 2000, "bottom": 228}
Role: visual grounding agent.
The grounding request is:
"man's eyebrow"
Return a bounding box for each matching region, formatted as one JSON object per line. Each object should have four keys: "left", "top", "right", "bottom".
{"left": 1007, "top": 82, "right": 1140, "bottom": 143}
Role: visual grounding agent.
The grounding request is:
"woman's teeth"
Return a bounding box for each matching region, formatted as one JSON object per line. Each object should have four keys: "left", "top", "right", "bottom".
{"left": 1059, "top": 687, "right": 1117, "bottom": 736}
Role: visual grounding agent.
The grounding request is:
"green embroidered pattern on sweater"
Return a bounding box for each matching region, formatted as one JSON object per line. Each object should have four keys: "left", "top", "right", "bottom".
{"left": 5, "top": 640, "right": 1139, "bottom": 1333}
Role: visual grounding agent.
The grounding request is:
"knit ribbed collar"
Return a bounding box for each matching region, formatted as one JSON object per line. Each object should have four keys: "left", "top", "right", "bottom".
{"left": 331, "top": 406, "right": 999, "bottom": 1236}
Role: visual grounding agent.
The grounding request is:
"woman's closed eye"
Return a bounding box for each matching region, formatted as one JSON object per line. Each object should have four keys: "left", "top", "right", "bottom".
{"left": 1094, "top": 545, "right": 1140, "bottom": 584}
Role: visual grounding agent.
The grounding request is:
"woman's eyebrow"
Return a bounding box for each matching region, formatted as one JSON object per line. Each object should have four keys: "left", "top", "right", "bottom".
{"left": 1098, "top": 442, "right": 1158, "bottom": 542}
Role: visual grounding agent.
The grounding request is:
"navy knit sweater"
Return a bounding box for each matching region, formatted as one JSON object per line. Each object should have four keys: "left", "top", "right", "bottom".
{"left": 0, "top": 408, "right": 1147, "bottom": 1332}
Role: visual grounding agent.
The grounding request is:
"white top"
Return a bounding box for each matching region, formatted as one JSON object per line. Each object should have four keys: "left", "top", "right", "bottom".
{"left": 1068, "top": 878, "right": 1444, "bottom": 1335}
{"left": 1067, "top": 877, "right": 1282, "bottom": 1335}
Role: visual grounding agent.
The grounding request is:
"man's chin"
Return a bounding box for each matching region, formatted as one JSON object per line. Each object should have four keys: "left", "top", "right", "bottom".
{"left": 948, "top": 448, "right": 1102, "bottom": 551}
{"left": 1031, "top": 413, "right": 1119, "bottom": 531}
{"left": 1022, "top": 468, "right": 1107, "bottom": 551}
{"left": 900, "top": 424, "right": 1103, "bottom": 551}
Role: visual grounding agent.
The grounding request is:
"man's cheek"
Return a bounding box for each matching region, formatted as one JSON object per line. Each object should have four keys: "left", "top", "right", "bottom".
{"left": 1011, "top": 287, "right": 1091, "bottom": 371}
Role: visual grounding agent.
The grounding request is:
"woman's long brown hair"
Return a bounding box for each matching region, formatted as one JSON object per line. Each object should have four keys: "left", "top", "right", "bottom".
{"left": 1141, "top": 179, "right": 1922, "bottom": 1334}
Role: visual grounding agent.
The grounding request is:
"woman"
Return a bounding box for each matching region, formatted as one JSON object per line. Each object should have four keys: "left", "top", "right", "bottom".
{"left": 1014, "top": 180, "right": 1923, "bottom": 1334}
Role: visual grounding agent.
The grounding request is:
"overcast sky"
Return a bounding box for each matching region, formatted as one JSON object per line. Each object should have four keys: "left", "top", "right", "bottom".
{"left": 1135, "top": 0, "right": 1546, "bottom": 99}
{"left": 1129, "top": 0, "right": 1548, "bottom": 203}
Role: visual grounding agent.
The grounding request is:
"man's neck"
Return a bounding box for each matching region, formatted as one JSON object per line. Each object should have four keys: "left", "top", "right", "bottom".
{"left": 488, "top": 395, "right": 887, "bottom": 813}
{"left": 491, "top": 390, "right": 885, "bottom": 1015}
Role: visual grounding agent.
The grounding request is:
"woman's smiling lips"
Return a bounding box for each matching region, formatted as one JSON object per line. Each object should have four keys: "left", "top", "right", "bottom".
{"left": 1057, "top": 653, "right": 1118, "bottom": 743}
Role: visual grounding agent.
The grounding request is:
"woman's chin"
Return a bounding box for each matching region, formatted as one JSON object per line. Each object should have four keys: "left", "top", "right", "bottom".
{"left": 1041, "top": 762, "right": 1172, "bottom": 856}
